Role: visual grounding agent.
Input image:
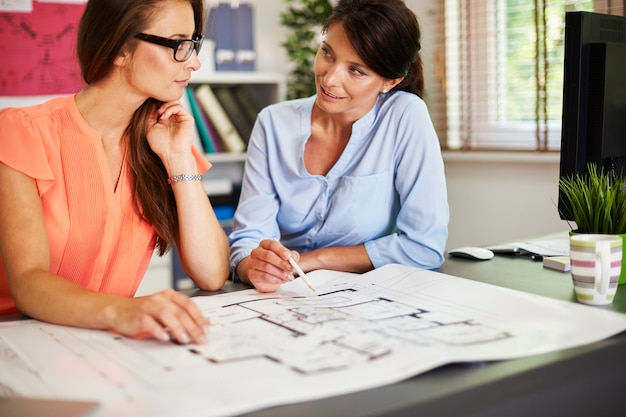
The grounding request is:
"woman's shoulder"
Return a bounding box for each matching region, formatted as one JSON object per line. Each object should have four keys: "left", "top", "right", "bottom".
{"left": 383, "top": 90, "right": 425, "bottom": 109}
{"left": 0, "top": 96, "right": 77, "bottom": 187}
{"left": 377, "top": 91, "right": 430, "bottom": 124}
{"left": 0, "top": 95, "right": 75, "bottom": 126}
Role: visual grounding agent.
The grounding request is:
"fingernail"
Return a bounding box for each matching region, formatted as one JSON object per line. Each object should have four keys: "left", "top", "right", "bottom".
{"left": 287, "top": 273, "right": 295, "bottom": 281}
{"left": 180, "top": 333, "right": 190, "bottom": 344}
{"left": 160, "top": 331, "right": 170, "bottom": 341}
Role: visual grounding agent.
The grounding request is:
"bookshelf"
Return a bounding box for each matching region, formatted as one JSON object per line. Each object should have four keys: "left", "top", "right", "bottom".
{"left": 188, "top": 71, "right": 285, "bottom": 186}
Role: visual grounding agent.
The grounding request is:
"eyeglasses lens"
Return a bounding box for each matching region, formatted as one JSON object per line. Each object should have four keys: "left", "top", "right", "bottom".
{"left": 175, "top": 38, "right": 203, "bottom": 62}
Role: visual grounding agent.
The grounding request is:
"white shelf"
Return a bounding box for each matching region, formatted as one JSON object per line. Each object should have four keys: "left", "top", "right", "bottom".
{"left": 205, "top": 152, "right": 247, "bottom": 163}
{"left": 190, "top": 71, "right": 284, "bottom": 84}
{"left": 190, "top": 71, "right": 286, "bottom": 103}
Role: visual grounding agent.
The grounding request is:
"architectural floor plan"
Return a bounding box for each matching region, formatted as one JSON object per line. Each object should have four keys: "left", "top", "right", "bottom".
{"left": 2, "top": 264, "right": 626, "bottom": 417}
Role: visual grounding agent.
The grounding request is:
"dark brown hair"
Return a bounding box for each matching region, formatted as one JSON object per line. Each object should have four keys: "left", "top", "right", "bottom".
{"left": 323, "top": 0, "right": 424, "bottom": 97}
{"left": 76, "top": 0, "right": 205, "bottom": 255}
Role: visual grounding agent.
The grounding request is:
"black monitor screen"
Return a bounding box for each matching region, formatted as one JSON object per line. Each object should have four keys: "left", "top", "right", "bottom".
{"left": 559, "top": 11, "right": 626, "bottom": 220}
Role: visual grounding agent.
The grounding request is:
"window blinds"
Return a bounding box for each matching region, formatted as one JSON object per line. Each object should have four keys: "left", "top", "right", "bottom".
{"left": 442, "top": 0, "right": 624, "bottom": 150}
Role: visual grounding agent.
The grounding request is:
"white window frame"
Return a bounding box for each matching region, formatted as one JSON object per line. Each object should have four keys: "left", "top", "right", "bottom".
{"left": 444, "top": 0, "right": 576, "bottom": 151}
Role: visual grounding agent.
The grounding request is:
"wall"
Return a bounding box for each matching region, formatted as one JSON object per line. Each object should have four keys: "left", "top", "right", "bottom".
{"left": 443, "top": 152, "right": 570, "bottom": 250}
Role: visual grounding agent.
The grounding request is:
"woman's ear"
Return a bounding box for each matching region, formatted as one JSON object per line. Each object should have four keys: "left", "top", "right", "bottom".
{"left": 114, "top": 49, "right": 130, "bottom": 67}
{"left": 382, "top": 77, "right": 404, "bottom": 93}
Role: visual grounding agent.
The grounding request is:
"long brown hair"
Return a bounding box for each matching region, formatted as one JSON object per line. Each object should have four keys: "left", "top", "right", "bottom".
{"left": 76, "top": 0, "right": 205, "bottom": 255}
{"left": 323, "top": 0, "right": 424, "bottom": 98}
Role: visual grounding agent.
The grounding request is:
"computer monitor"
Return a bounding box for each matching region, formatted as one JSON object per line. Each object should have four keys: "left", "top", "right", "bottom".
{"left": 558, "top": 11, "right": 626, "bottom": 221}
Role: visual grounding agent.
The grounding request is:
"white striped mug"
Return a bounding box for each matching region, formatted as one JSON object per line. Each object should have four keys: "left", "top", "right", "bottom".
{"left": 570, "top": 234, "right": 622, "bottom": 306}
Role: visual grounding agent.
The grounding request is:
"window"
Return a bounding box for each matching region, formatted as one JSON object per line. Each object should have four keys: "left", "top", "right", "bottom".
{"left": 444, "top": 0, "right": 624, "bottom": 150}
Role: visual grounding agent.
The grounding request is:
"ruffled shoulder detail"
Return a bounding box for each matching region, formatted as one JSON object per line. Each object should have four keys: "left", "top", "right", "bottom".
{"left": 0, "top": 103, "right": 58, "bottom": 195}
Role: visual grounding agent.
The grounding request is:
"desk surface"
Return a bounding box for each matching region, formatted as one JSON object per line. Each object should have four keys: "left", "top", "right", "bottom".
{"left": 212, "top": 253, "right": 626, "bottom": 417}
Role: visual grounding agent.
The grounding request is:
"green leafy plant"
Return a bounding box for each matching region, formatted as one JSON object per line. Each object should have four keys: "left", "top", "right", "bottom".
{"left": 558, "top": 163, "right": 626, "bottom": 234}
{"left": 280, "top": 0, "right": 333, "bottom": 100}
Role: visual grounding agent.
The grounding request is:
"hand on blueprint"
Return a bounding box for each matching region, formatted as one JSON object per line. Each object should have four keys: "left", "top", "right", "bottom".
{"left": 241, "top": 239, "right": 301, "bottom": 293}
{"left": 107, "top": 288, "right": 209, "bottom": 345}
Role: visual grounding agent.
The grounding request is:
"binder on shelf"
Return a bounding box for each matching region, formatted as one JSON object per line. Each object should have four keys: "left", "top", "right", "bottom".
{"left": 230, "top": 85, "right": 262, "bottom": 129}
{"left": 212, "top": 86, "right": 255, "bottom": 144}
{"left": 190, "top": 87, "right": 224, "bottom": 153}
{"left": 184, "top": 87, "right": 217, "bottom": 153}
{"left": 207, "top": 3, "right": 236, "bottom": 71}
{"left": 207, "top": 2, "right": 255, "bottom": 71}
{"left": 179, "top": 87, "right": 206, "bottom": 153}
{"left": 194, "top": 84, "right": 246, "bottom": 153}
{"left": 234, "top": 3, "right": 256, "bottom": 71}
{"left": 201, "top": 102, "right": 224, "bottom": 153}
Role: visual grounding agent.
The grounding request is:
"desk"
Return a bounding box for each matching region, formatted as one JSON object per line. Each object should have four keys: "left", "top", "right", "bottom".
{"left": 218, "top": 253, "right": 626, "bottom": 417}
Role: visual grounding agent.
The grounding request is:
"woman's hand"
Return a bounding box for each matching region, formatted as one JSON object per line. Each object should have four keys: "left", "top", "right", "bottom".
{"left": 104, "top": 289, "right": 209, "bottom": 345}
{"left": 145, "top": 101, "right": 196, "bottom": 159}
{"left": 239, "top": 239, "right": 301, "bottom": 293}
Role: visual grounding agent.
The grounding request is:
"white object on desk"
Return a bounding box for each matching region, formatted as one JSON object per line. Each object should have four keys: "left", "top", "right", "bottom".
{"left": 510, "top": 239, "right": 570, "bottom": 257}
{"left": 447, "top": 246, "right": 495, "bottom": 260}
{"left": 543, "top": 256, "right": 571, "bottom": 272}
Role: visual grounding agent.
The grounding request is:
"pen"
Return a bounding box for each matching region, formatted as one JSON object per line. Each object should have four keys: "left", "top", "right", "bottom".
{"left": 273, "top": 238, "right": 316, "bottom": 291}
{"left": 288, "top": 257, "right": 316, "bottom": 291}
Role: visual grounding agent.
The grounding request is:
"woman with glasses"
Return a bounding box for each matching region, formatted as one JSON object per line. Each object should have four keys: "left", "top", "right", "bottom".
{"left": 0, "top": 0, "right": 229, "bottom": 345}
{"left": 229, "top": 0, "right": 449, "bottom": 292}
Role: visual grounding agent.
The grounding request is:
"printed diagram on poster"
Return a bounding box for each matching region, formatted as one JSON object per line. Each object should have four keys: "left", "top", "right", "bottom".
{"left": 0, "top": 1, "right": 86, "bottom": 96}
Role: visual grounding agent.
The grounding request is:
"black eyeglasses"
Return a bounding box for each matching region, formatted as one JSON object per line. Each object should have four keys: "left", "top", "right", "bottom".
{"left": 135, "top": 33, "right": 203, "bottom": 62}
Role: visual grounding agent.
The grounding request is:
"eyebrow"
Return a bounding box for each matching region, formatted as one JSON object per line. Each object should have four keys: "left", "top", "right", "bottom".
{"left": 321, "top": 41, "right": 368, "bottom": 70}
{"left": 146, "top": 30, "right": 194, "bottom": 39}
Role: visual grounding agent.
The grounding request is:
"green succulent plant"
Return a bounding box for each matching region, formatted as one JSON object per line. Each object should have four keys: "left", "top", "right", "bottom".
{"left": 558, "top": 162, "right": 626, "bottom": 234}
{"left": 280, "top": 0, "right": 333, "bottom": 100}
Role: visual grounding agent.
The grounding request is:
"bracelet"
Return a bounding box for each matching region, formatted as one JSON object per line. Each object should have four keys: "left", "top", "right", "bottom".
{"left": 167, "top": 173, "right": 202, "bottom": 184}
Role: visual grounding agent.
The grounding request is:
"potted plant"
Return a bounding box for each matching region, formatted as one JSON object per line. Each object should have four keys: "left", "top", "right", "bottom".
{"left": 280, "top": 0, "right": 333, "bottom": 99}
{"left": 558, "top": 162, "right": 626, "bottom": 284}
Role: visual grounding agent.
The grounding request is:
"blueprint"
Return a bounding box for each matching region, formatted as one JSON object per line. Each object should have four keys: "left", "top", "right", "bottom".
{"left": 1, "top": 264, "right": 626, "bottom": 417}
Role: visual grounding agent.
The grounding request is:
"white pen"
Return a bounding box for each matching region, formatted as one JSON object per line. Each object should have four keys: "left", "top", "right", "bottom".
{"left": 288, "top": 257, "right": 316, "bottom": 292}
{"left": 273, "top": 238, "right": 316, "bottom": 291}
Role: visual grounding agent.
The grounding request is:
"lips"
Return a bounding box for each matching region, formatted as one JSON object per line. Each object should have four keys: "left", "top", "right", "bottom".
{"left": 322, "top": 86, "right": 341, "bottom": 99}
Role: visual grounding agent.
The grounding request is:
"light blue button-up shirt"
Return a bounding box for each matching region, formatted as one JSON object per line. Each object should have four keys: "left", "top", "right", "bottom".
{"left": 229, "top": 92, "right": 449, "bottom": 275}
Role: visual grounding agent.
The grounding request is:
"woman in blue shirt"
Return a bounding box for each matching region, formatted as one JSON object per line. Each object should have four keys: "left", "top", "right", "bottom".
{"left": 229, "top": 0, "right": 449, "bottom": 292}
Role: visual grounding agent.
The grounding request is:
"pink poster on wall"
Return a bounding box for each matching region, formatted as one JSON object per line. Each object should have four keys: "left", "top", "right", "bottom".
{"left": 0, "top": 1, "right": 86, "bottom": 96}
